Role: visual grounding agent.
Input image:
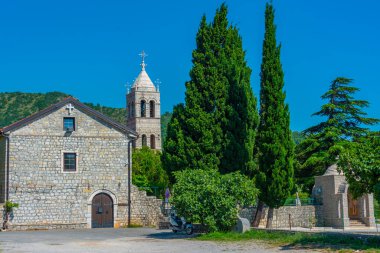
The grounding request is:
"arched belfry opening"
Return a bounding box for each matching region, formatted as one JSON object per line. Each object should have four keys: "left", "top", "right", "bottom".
{"left": 141, "top": 134, "right": 147, "bottom": 147}
{"left": 150, "top": 101, "right": 155, "bottom": 118}
{"left": 140, "top": 100, "right": 146, "bottom": 117}
{"left": 125, "top": 51, "right": 162, "bottom": 150}
{"left": 150, "top": 134, "right": 155, "bottom": 149}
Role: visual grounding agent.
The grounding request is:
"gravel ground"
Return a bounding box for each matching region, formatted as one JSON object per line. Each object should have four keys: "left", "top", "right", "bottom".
{"left": 0, "top": 228, "right": 317, "bottom": 253}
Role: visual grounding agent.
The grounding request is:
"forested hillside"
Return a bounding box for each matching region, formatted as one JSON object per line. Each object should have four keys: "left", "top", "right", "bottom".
{"left": 0, "top": 92, "right": 171, "bottom": 144}
{"left": 0, "top": 92, "right": 126, "bottom": 127}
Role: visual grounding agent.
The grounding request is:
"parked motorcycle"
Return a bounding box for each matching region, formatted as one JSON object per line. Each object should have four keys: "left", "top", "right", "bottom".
{"left": 169, "top": 210, "right": 193, "bottom": 235}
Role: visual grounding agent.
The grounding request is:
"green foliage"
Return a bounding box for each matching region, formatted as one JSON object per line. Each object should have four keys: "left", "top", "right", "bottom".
{"left": 255, "top": 3, "right": 294, "bottom": 209}
{"left": 83, "top": 102, "right": 126, "bottom": 125}
{"left": 172, "top": 169, "right": 258, "bottom": 232}
{"left": 132, "top": 146, "right": 169, "bottom": 192}
{"left": 338, "top": 132, "right": 380, "bottom": 200}
{"left": 160, "top": 111, "right": 172, "bottom": 146}
{"left": 163, "top": 4, "right": 258, "bottom": 182}
{"left": 5, "top": 200, "right": 19, "bottom": 214}
{"left": 292, "top": 131, "right": 305, "bottom": 145}
{"left": 375, "top": 198, "right": 380, "bottom": 220}
{"left": 296, "top": 78, "right": 379, "bottom": 193}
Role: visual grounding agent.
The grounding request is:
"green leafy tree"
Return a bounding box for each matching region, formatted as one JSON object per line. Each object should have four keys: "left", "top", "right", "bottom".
{"left": 172, "top": 169, "right": 258, "bottom": 232}
{"left": 132, "top": 146, "right": 169, "bottom": 196}
{"left": 162, "top": 4, "right": 258, "bottom": 181}
{"left": 338, "top": 132, "right": 380, "bottom": 202}
{"left": 254, "top": 3, "right": 294, "bottom": 228}
{"left": 296, "top": 78, "right": 379, "bottom": 192}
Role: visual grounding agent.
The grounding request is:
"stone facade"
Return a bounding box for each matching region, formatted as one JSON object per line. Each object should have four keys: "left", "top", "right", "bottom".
{"left": 0, "top": 98, "right": 164, "bottom": 230}
{"left": 126, "top": 61, "right": 161, "bottom": 150}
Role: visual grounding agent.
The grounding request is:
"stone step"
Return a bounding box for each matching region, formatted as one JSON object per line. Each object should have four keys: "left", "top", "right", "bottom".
{"left": 349, "top": 219, "right": 367, "bottom": 227}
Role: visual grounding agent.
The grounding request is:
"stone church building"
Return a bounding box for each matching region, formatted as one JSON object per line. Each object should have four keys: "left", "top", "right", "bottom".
{"left": 0, "top": 57, "right": 163, "bottom": 230}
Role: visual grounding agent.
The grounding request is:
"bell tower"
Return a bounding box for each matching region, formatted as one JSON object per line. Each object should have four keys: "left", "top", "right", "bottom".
{"left": 126, "top": 51, "right": 161, "bottom": 150}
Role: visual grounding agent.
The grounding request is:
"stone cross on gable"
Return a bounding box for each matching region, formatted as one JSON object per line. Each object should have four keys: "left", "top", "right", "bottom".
{"left": 66, "top": 103, "right": 74, "bottom": 115}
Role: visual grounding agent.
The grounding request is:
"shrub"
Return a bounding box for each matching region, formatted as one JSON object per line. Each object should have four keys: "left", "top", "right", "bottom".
{"left": 172, "top": 169, "right": 258, "bottom": 232}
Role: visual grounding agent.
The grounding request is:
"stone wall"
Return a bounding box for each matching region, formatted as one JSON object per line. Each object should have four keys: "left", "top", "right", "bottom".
{"left": 130, "top": 185, "right": 163, "bottom": 227}
{"left": 240, "top": 205, "right": 324, "bottom": 228}
{"left": 6, "top": 105, "right": 131, "bottom": 230}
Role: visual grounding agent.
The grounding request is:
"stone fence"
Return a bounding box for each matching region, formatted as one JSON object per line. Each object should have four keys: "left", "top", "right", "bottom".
{"left": 239, "top": 205, "right": 324, "bottom": 228}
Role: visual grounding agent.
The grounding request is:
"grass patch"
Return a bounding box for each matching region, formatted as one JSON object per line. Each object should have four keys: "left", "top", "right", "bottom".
{"left": 197, "top": 229, "right": 380, "bottom": 252}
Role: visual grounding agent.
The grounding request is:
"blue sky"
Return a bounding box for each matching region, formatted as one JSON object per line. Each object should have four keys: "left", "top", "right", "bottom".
{"left": 0, "top": 0, "right": 379, "bottom": 131}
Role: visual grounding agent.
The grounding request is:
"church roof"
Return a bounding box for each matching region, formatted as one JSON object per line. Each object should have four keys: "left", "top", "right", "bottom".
{"left": 0, "top": 97, "right": 138, "bottom": 138}
{"left": 132, "top": 69, "right": 156, "bottom": 92}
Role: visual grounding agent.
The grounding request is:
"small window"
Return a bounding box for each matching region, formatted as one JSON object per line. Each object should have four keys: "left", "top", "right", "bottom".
{"left": 63, "top": 117, "right": 75, "bottom": 131}
{"left": 63, "top": 153, "right": 77, "bottom": 172}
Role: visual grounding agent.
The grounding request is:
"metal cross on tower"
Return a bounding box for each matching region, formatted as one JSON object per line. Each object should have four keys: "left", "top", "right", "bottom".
{"left": 139, "top": 50, "right": 148, "bottom": 70}
{"left": 155, "top": 79, "right": 161, "bottom": 92}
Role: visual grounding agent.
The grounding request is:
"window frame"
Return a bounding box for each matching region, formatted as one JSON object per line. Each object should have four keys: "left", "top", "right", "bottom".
{"left": 63, "top": 117, "right": 76, "bottom": 131}
{"left": 62, "top": 151, "right": 78, "bottom": 173}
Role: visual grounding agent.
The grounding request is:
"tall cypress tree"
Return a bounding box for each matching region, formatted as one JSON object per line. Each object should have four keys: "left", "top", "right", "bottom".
{"left": 162, "top": 4, "right": 258, "bottom": 181}
{"left": 254, "top": 3, "right": 294, "bottom": 228}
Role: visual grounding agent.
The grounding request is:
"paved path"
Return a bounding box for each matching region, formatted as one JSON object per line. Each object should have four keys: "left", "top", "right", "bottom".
{"left": 0, "top": 228, "right": 315, "bottom": 253}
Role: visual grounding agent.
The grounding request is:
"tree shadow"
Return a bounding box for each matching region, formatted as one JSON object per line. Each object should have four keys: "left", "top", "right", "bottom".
{"left": 145, "top": 230, "right": 198, "bottom": 240}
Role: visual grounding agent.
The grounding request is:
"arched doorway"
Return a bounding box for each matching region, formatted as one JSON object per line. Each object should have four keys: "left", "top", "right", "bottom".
{"left": 348, "top": 192, "right": 359, "bottom": 219}
{"left": 92, "top": 193, "right": 114, "bottom": 228}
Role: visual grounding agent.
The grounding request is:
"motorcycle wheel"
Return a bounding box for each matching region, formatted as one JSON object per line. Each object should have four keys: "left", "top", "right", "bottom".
{"left": 185, "top": 226, "right": 193, "bottom": 235}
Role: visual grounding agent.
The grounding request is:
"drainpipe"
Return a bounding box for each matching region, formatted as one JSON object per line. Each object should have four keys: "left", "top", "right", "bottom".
{"left": 1, "top": 133, "right": 10, "bottom": 202}
{"left": 127, "top": 136, "right": 136, "bottom": 227}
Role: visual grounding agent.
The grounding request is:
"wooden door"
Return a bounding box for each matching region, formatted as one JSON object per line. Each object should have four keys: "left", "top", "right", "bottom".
{"left": 348, "top": 194, "right": 359, "bottom": 218}
{"left": 92, "top": 193, "right": 114, "bottom": 228}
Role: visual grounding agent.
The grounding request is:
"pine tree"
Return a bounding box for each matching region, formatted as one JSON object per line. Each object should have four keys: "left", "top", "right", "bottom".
{"left": 296, "top": 78, "right": 380, "bottom": 192}
{"left": 254, "top": 3, "right": 294, "bottom": 228}
{"left": 162, "top": 4, "right": 258, "bottom": 181}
